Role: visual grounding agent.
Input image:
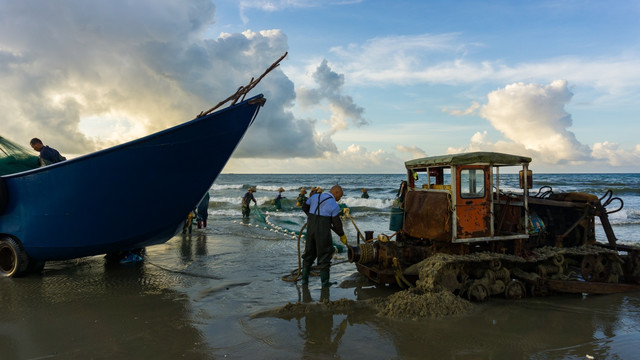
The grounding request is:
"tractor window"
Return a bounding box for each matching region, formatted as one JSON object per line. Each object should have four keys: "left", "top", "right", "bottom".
{"left": 460, "top": 169, "right": 485, "bottom": 198}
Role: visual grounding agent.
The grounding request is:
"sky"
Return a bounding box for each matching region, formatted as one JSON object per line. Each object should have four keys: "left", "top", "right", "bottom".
{"left": 1, "top": 0, "right": 639, "bottom": 174}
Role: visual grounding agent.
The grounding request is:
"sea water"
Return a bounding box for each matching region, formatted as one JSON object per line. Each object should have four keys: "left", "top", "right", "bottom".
{"left": 1, "top": 173, "right": 639, "bottom": 359}
{"left": 212, "top": 173, "right": 640, "bottom": 245}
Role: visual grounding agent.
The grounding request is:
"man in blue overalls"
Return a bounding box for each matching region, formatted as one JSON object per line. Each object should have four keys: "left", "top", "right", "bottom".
{"left": 301, "top": 185, "right": 348, "bottom": 287}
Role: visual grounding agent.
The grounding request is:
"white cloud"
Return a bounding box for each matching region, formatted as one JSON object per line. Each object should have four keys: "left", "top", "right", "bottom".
{"left": 0, "top": 0, "right": 353, "bottom": 161}
{"left": 444, "top": 101, "right": 480, "bottom": 116}
{"left": 447, "top": 80, "right": 640, "bottom": 169}
{"left": 328, "top": 33, "right": 640, "bottom": 100}
{"left": 591, "top": 141, "right": 640, "bottom": 167}
{"left": 297, "top": 59, "right": 367, "bottom": 134}
{"left": 395, "top": 145, "right": 427, "bottom": 159}
{"left": 479, "top": 80, "right": 591, "bottom": 163}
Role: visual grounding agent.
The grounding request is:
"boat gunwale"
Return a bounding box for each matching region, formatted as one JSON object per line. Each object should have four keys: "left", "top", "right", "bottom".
{"left": 1, "top": 94, "right": 264, "bottom": 179}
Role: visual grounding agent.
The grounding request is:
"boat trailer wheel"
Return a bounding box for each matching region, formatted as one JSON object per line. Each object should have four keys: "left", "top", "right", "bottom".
{"left": 0, "top": 237, "right": 28, "bottom": 278}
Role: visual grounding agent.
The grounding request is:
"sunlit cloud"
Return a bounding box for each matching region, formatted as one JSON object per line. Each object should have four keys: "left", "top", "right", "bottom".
{"left": 0, "top": 0, "right": 353, "bottom": 161}
{"left": 446, "top": 80, "right": 640, "bottom": 169}
{"left": 395, "top": 145, "right": 427, "bottom": 159}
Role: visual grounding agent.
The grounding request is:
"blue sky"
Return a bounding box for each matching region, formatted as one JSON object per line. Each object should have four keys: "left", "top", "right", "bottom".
{"left": 1, "top": 0, "right": 639, "bottom": 173}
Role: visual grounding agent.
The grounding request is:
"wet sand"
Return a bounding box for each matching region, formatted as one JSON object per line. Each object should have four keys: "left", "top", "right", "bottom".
{"left": 2, "top": 222, "right": 640, "bottom": 359}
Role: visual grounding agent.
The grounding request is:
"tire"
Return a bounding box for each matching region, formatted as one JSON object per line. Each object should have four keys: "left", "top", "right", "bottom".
{"left": 0, "top": 237, "right": 28, "bottom": 278}
{"left": 0, "top": 176, "right": 7, "bottom": 215}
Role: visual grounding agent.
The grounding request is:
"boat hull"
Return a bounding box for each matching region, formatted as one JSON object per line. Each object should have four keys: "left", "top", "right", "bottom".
{"left": 0, "top": 95, "right": 264, "bottom": 261}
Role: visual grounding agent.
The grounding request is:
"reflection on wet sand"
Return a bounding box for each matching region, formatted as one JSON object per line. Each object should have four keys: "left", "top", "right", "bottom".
{"left": 0, "top": 258, "right": 211, "bottom": 359}
{"left": 300, "top": 286, "right": 346, "bottom": 358}
{"left": 250, "top": 282, "right": 640, "bottom": 359}
{"left": 2, "top": 224, "right": 640, "bottom": 359}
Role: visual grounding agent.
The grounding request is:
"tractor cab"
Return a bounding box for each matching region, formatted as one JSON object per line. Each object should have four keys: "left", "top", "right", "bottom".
{"left": 402, "top": 152, "right": 532, "bottom": 245}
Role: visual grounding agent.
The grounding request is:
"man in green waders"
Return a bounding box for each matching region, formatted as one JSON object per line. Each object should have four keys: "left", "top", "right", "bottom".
{"left": 301, "top": 185, "right": 347, "bottom": 287}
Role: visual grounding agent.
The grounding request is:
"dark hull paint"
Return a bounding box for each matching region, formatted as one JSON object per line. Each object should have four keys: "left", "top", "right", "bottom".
{"left": 0, "top": 95, "right": 264, "bottom": 261}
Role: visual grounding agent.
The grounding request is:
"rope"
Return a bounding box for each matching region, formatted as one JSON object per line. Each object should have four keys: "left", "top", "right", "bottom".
{"left": 343, "top": 209, "right": 366, "bottom": 242}
{"left": 197, "top": 52, "right": 288, "bottom": 118}
{"left": 280, "top": 222, "right": 351, "bottom": 282}
{"left": 146, "top": 260, "right": 223, "bottom": 280}
{"left": 282, "top": 222, "right": 308, "bottom": 282}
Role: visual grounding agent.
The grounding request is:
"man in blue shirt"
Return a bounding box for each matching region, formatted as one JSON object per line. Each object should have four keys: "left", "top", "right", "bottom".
{"left": 30, "top": 138, "right": 66, "bottom": 166}
{"left": 301, "top": 185, "right": 348, "bottom": 287}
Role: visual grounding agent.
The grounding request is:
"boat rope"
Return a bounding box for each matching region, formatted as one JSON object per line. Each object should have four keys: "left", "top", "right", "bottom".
{"left": 146, "top": 259, "right": 223, "bottom": 280}
{"left": 343, "top": 208, "right": 366, "bottom": 242}
{"left": 197, "top": 52, "right": 288, "bottom": 118}
{"left": 281, "top": 222, "right": 309, "bottom": 282}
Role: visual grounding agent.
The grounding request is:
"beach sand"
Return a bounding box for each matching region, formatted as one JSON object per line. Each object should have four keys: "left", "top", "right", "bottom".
{"left": 2, "top": 218, "right": 640, "bottom": 359}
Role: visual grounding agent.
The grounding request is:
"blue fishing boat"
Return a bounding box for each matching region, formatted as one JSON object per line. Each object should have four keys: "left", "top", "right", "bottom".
{"left": 0, "top": 91, "right": 270, "bottom": 277}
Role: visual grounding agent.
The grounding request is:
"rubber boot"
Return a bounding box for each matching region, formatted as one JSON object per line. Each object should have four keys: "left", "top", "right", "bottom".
{"left": 197, "top": 220, "right": 202, "bottom": 229}
{"left": 320, "top": 270, "right": 337, "bottom": 288}
{"left": 301, "top": 267, "right": 310, "bottom": 285}
{"left": 203, "top": 220, "right": 207, "bottom": 228}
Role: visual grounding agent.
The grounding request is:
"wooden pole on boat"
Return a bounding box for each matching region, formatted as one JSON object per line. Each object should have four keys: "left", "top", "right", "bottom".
{"left": 197, "top": 52, "right": 288, "bottom": 117}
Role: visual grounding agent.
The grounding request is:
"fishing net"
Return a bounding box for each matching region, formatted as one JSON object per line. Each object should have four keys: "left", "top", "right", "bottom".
{"left": 251, "top": 205, "right": 346, "bottom": 253}
{"left": 0, "top": 136, "right": 39, "bottom": 176}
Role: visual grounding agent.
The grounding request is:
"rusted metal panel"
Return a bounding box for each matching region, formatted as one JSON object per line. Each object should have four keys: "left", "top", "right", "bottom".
{"left": 403, "top": 190, "right": 451, "bottom": 241}
{"left": 455, "top": 165, "right": 491, "bottom": 238}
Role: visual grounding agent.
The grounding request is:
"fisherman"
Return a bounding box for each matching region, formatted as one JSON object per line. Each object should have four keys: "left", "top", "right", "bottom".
{"left": 196, "top": 192, "right": 210, "bottom": 228}
{"left": 183, "top": 209, "right": 196, "bottom": 234}
{"left": 242, "top": 187, "right": 257, "bottom": 218}
{"left": 361, "top": 188, "right": 369, "bottom": 199}
{"left": 301, "top": 185, "right": 347, "bottom": 287}
{"left": 296, "top": 187, "right": 308, "bottom": 207}
{"left": 274, "top": 187, "right": 285, "bottom": 210}
{"left": 29, "top": 138, "right": 66, "bottom": 166}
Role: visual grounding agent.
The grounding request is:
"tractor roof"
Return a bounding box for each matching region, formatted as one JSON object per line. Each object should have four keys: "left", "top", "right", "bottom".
{"left": 405, "top": 151, "right": 531, "bottom": 169}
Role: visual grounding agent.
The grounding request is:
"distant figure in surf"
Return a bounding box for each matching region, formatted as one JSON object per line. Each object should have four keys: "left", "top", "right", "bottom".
{"left": 361, "top": 188, "right": 369, "bottom": 199}
{"left": 296, "top": 187, "right": 308, "bottom": 207}
{"left": 241, "top": 187, "right": 257, "bottom": 218}
{"left": 274, "top": 187, "right": 285, "bottom": 210}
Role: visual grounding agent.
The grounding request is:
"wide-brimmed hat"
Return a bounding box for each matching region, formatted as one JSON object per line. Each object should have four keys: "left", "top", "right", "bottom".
{"left": 299, "top": 187, "right": 307, "bottom": 194}
{"left": 278, "top": 187, "right": 285, "bottom": 192}
{"left": 248, "top": 187, "right": 256, "bottom": 192}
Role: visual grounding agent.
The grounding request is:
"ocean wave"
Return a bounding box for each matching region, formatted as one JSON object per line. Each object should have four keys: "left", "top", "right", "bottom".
{"left": 342, "top": 197, "right": 394, "bottom": 209}
{"left": 254, "top": 184, "right": 305, "bottom": 192}
{"left": 211, "top": 184, "right": 244, "bottom": 191}
{"left": 595, "top": 208, "right": 640, "bottom": 225}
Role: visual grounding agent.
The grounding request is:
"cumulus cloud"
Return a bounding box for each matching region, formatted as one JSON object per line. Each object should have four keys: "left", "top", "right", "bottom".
{"left": 446, "top": 80, "right": 592, "bottom": 164}
{"left": 396, "top": 145, "right": 427, "bottom": 159}
{"left": 0, "top": 0, "right": 347, "bottom": 160}
{"left": 478, "top": 80, "right": 591, "bottom": 163}
{"left": 297, "top": 59, "right": 367, "bottom": 135}
{"left": 447, "top": 80, "right": 640, "bottom": 169}
{"left": 591, "top": 141, "right": 640, "bottom": 167}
